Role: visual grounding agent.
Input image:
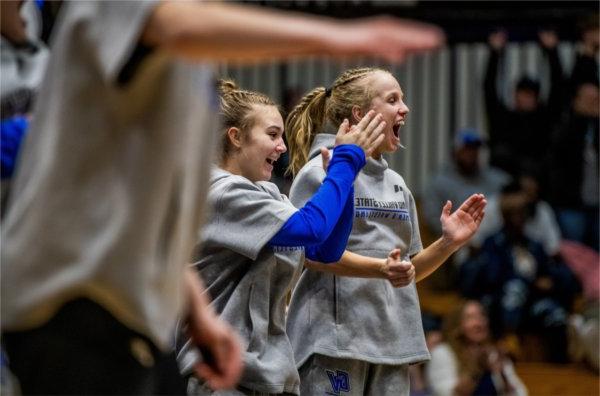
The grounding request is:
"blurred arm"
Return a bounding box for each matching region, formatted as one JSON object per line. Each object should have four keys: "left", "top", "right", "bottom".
{"left": 141, "top": 1, "right": 444, "bottom": 63}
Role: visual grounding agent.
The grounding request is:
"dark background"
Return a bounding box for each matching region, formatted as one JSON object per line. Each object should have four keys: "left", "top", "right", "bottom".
{"left": 246, "top": 1, "right": 598, "bottom": 43}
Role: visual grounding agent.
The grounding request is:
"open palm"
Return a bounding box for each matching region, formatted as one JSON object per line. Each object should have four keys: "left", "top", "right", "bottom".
{"left": 440, "top": 194, "right": 486, "bottom": 248}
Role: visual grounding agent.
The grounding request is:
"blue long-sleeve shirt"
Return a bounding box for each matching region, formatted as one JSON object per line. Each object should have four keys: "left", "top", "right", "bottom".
{"left": 269, "top": 144, "right": 364, "bottom": 262}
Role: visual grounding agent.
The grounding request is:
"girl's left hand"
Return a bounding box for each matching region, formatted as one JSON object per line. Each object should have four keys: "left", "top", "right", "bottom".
{"left": 439, "top": 194, "right": 486, "bottom": 250}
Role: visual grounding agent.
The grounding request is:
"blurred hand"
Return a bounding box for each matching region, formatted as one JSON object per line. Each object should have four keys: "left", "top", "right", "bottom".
{"left": 331, "top": 16, "right": 445, "bottom": 63}
{"left": 185, "top": 271, "right": 243, "bottom": 390}
{"left": 440, "top": 194, "right": 486, "bottom": 251}
{"left": 539, "top": 30, "right": 559, "bottom": 49}
{"left": 488, "top": 31, "right": 507, "bottom": 51}
{"left": 189, "top": 312, "right": 243, "bottom": 390}
{"left": 381, "top": 248, "right": 415, "bottom": 287}
{"left": 334, "top": 111, "right": 386, "bottom": 158}
{"left": 485, "top": 347, "right": 504, "bottom": 374}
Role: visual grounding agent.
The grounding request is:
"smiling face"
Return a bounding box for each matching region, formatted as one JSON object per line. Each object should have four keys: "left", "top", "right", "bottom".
{"left": 460, "top": 301, "right": 489, "bottom": 345}
{"left": 359, "top": 71, "right": 409, "bottom": 158}
{"left": 236, "top": 104, "right": 286, "bottom": 182}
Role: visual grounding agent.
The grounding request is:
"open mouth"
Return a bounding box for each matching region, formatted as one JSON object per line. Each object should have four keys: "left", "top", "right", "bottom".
{"left": 266, "top": 158, "right": 277, "bottom": 166}
{"left": 393, "top": 120, "right": 405, "bottom": 139}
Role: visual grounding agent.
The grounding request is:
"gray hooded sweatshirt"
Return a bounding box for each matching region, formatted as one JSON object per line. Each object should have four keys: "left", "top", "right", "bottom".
{"left": 286, "top": 134, "right": 429, "bottom": 367}
{"left": 181, "top": 167, "right": 303, "bottom": 394}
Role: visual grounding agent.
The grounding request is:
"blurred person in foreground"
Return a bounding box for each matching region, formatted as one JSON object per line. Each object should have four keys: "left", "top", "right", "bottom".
{"left": 426, "top": 300, "right": 527, "bottom": 396}
{"left": 0, "top": 1, "right": 444, "bottom": 394}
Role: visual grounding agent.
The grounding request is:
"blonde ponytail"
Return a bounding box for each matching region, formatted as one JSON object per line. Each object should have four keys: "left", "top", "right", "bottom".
{"left": 285, "top": 67, "right": 390, "bottom": 176}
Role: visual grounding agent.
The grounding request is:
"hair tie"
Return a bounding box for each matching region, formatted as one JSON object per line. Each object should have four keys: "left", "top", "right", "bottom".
{"left": 325, "top": 87, "right": 332, "bottom": 98}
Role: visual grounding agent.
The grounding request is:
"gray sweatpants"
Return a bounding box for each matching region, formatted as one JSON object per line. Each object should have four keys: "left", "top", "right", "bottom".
{"left": 298, "top": 354, "right": 409, "bottom": 396}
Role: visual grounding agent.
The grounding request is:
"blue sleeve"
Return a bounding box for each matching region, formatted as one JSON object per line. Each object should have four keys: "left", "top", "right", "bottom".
{"left": 269, "top": 144, "right": 364, "bottom": 247}
{"left": 305, "top": 186, "right": 354, "bottom": 263}
{"left": 1, "top": 116, "right": 29, "bottom": 179}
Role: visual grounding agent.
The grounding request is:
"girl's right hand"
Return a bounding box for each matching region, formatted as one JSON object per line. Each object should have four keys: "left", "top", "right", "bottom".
{"left": 334, "top": 110, "right": 386, "bottom": 158}
{"left": 380, "top": 248, "right": 415, "bottom": 288}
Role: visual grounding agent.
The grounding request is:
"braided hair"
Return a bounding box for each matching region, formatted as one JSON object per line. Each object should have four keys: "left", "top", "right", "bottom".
{"left": 285, "top": 67, "right": 390, "bottom": 176}
{"left": 217, "top": 79, "right": 277, "bottom": 162}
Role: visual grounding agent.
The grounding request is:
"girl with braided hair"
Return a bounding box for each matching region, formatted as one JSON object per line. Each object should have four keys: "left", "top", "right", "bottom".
{"left": 178, "top": 79, "right": 385, "bottom": 395}
{"left": 285, "top": 67, "right": 487, "bottom": 395}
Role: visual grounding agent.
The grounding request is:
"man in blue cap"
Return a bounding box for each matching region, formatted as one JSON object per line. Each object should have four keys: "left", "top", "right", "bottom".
{"left": 423, "top": 128, "right": 510, "bottom": 237}
{"left": 422, "top": 129, "right": 510, "bottom": 287}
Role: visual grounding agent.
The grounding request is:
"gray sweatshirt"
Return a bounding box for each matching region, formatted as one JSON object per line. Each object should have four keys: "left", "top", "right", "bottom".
{"left": 182, "top": 167, "right": 303, "bottom": 394}
{"left": 286, "top": 134, "right": 429, "bottom": 367}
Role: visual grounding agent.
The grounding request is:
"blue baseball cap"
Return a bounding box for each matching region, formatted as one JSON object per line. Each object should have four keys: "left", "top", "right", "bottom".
{"left": 454, "top": 128, "right": 483, "bottom": 149}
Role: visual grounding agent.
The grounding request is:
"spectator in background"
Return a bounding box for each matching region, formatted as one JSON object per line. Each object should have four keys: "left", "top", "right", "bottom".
{"left": 548, "top": 73, "right": 599, "bottom": 251}
{"left": 423, "top": 129, "right": 510, "bottom": 236}
{"left": 1, "top": 0, "right": 50, "bottom": 216}
{"left": 0, "top": 0, "right": 49, "bottom": 117}
{"left": 460, "top": 191, "right": 570, "bottom": 363}
{"left": 484, "top": 30, "right": 564, "bottom": 182}
{"left": 561, "top": 241, "right": 600, "bottom": 372}
{"left": 422, "top": 129, "right": 509, "bottom": 286}
{"left": 471, "top": 178, "right": 581, "bottom": 312}
{"left": 472, "top": 176, "right": 561, "bottom": 258}
{"left": 569, "top": 14, "right": 599, "bottom": 93}
{"left": 425, "top": 300, "right": 527, "bottom": 396}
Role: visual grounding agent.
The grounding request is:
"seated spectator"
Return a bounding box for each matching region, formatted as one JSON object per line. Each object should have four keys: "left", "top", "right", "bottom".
{"left": 425, "top": 300, "right": 527, "bottom": 396}
{"left": 422, "top": 129, "right": 510, "bottom": 286}
{"left": 460, "top": 192, "right": 570, "bottom": 363}
{"left": 473, "top": 176, "right": 561, "bottom": 257}
{"left": 422, "top": 129, "right": 510, "bottom": 236}
{"left": 561, "top": 241, "right": 599, "bottom": 372}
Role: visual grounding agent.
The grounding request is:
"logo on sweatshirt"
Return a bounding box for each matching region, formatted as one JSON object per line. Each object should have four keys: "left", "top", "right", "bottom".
{"left": 394, "top": 184, "right": 403, "bottom": 193}
{"left": 325, "top": 369, "right": 350, "bottom": 395}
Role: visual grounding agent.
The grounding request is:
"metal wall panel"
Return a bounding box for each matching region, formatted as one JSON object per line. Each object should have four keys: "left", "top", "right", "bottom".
{"left": 216, "top": 42, "right": 576, "bottom": 197}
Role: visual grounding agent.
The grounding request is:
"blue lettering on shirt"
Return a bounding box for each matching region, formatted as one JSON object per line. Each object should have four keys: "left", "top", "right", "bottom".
{"left": 271, "top": 246, "right": 304, "bottom": 253}
{"left": 355, "top": 207, "right": 410, "bottom": 221}
{"left": 326, "top": 369, "right": 350, "bottom": 395}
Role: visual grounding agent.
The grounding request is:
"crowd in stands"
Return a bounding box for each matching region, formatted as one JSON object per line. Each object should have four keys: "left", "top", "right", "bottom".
{"left": 416, "top": 16, "right": 599, "bottom": 395}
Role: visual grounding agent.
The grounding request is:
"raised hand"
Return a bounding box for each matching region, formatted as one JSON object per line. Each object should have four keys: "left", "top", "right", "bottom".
{"left": 381, "top": 248, "right": 415, "bottom": 288}
{"left": 334, "top": 111, "right": 386, "bottom": 157}
{"left": 439, "top": 194, "right": 486, "bottom": 250}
